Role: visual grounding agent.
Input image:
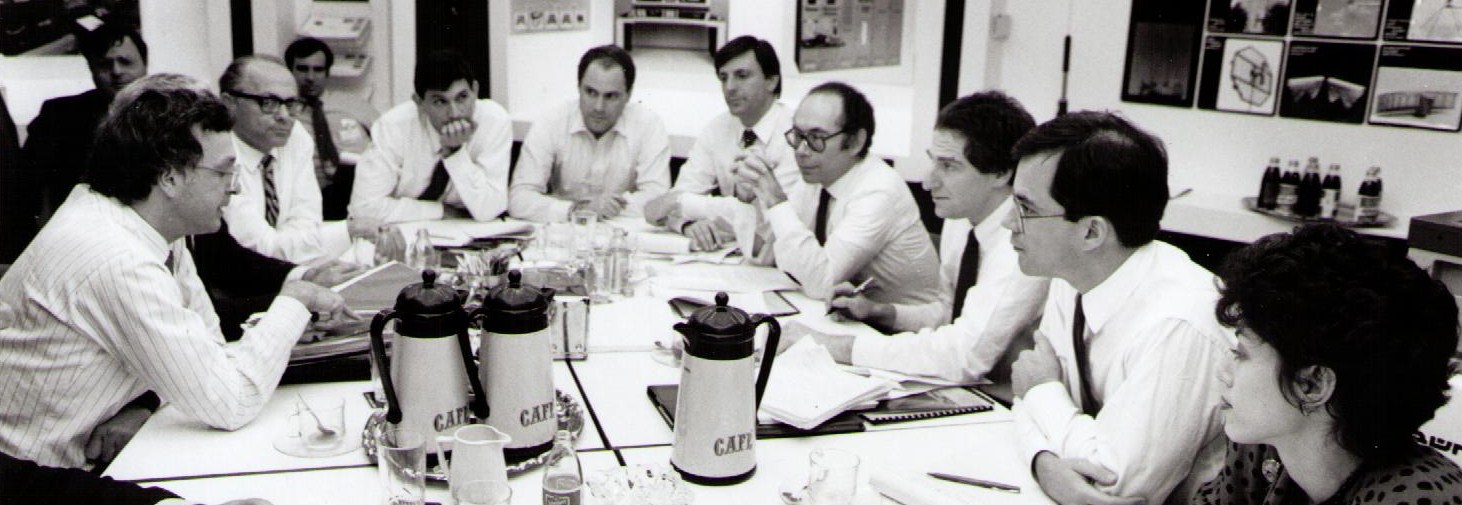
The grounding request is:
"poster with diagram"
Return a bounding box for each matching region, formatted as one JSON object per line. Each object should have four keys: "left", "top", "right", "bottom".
{"left": 796, "top": 0, "right": 904, "bottom": 72}
{"left": 511, "top": 0, "right": 590, "bottom": 33}
{"left": 1199, "top": 37, "right": 1286, "bottom": 115}
{"left": 1368, "top": 45, "right": 1462, "bottom": 131}
{"left": 1384, "top": 0, "right": 1462, "bottom": 43}
{"left": 1292, "top": 0, "right": 1384, "bottom": 39}
{"left": 1279, "top": 42, "right": 1377, "bottom": 124}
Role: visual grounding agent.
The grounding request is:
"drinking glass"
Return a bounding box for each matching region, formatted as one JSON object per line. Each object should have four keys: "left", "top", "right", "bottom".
{"left": 807, "top": 448, "right": 860, "bottom": 505}
{"left": 273, "top": 395, "right": 351, "bottom": 457}
{"left": 378, "top": 428, "right": 426, "bottom": 505}
{"left": 571, "top": 209, "right": 598, "bottom": 260}
{"left": 451, "top": 480, "right": 511, "bottom": 505}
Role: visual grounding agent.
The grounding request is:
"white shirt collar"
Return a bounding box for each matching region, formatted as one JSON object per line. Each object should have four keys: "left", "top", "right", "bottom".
{"left": 231, "top": 134, "right": 275, "bottom": 174}
{"left": 1082, "top": 242, "right": 1161, "bottom": 333}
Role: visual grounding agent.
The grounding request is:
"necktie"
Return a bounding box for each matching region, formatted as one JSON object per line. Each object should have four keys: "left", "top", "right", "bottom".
{"left": 740, "top": 128, "right": 757, "bottom": 149}
{"left": 418, "top": 159, "right": 451, "bottom": 201}
{"left": 1072, "top": 294, "right": 1100, "bottom": 416}
{"left": 261, "top": 154, "right": 278, "bottom": 227}
{"left": 307, "top": 98, "right": 341, "bottom": 170}
{"left": 950, "top": 230, "right": 980, "bottom": 321}
{"left": 163, "top": 250, "right": 175, "bottom": 273}
{"left": 814, "top": 189, "right": 832, "bottom": 245}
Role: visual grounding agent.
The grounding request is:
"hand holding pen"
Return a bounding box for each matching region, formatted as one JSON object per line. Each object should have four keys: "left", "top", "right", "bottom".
{"left": 826, "top": 278, "right": 876, "bottom": 316}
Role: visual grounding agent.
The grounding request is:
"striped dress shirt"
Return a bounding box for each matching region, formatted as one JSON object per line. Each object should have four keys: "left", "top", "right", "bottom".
{"left": 508, "top": 100, "right": 671, "bottom": 222}
{"left": 0, "top": 186, "right": 311, "bottom": 468}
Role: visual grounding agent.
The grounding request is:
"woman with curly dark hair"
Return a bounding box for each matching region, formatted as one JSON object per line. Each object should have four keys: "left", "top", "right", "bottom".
{"left": 1195, "top": 223, "right": 1462, "bottom": 504}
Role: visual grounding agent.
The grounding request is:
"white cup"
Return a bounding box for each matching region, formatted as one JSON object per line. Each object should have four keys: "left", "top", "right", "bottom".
{"left": 807, "top": 448, "right": 860, "bottom": 505}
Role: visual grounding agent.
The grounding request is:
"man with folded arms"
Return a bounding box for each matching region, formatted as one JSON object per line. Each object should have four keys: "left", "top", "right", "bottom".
{"left": 1006, "top": 112, "right": 1231, "bottom": 505}
{"left": 734, "top": 81, "right": 943, "bottom": 308}
{"left": 0, "top": 81, "right": 348, "bottom": 469}
{"left": 351, "top": 48, "right": 512, "bottom": 224}
{"left": 642, "top": 36, "right": 799, "bottom": 257}
{"left": 510, "top": 45, "right": 670, "bottom": 222}
{"left": 779, "top": 91, "right": 1049, "bottom": 384}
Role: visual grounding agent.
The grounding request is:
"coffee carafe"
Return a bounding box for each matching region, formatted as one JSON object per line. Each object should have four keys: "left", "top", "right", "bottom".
{"left": 369, "top": 269, "right": 488, "bottom": 441}
{"left": 669, "top": 292, "right": 781, "bottom": 485}
{"left": 472, "top": 270, "right": 557, "bottom": 462}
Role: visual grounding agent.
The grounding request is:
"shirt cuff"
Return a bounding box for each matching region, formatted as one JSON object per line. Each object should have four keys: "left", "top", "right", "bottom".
{"left": 320, "top": 220, "right": 352, "bottom": 260}
{"left": 764, "top": 201, "right": 802, "bottom": 238}
{"left": 1022, "top": 380, "right": 1081, "bottom": 453}
{"left": 553, "top": 199, "right": 576, "bottom": 222}
{"left": 286, "top": 265, "right": 308, "bottom": 282}
{"left": 848, "top": 334, "right": 884, "bottom": 368}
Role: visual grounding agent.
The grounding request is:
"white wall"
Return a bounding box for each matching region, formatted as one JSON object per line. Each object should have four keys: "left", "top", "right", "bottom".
{"left": 989, "top": 0, "right": 1462, "bottom": 221}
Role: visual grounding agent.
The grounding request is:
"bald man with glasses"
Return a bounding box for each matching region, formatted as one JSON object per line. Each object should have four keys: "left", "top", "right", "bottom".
{"left": 734, "top": 82, "right": 943, "bottom": 319}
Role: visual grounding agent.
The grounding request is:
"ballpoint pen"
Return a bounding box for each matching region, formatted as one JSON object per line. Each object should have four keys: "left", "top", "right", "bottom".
{"left": 826, "top": 277, "right": 876, "bottom": 315}
{"left": 927, "top": 471, "right": 1021, "bottom": 493}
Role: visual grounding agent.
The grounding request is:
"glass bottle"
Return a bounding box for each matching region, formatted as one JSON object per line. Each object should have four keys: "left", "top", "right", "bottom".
{"left": 608, "top": 228, "right": 631, "bottom": 296}
{"left": 1294, "top": 157, "right": 1322, "bottom": 218}
{"left": 408, "top": 228, "right": 439, "bottom": 271}
{"left": 1357, "top": 166, "right": 1383, "bottom": 223}
{"left": 1277, "top": 159, "right": 1300, "bottom": 215}
{"left": 1320, "top": 163, "right": 1342, "bottom": 219}
{"left": 541, "top": 430, "right": 582, "bottom": 505}
{"left": 1257, "top": 157, "right": 1281, "bottom": 210}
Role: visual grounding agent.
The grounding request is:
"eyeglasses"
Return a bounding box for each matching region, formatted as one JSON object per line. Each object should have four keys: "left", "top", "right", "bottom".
{"left": 1013, "top": 201, "right": 1066, "bottom": 234}
{"left": 784, "top": 127, "right": 847, "bottom": 153}
{"left": 189, "top": 161, "right": 241, "bottom": 192}
{"left": 225, "top": 90, "right": 305, "bottom": 115}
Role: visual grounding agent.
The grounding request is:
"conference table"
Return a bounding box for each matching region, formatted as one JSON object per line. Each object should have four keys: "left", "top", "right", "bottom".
{"left": 103, "top": 218, "right": 1054, "bottom": 505}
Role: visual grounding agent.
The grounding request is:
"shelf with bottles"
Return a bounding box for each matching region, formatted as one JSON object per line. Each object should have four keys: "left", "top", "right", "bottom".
{"left": 1249, "top": 157, "right": 1391, "bottom": 228}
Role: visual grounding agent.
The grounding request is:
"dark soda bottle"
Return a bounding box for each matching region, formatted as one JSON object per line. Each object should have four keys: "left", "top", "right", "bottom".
{"left": 1294, "top": 157, "right": 1321, "bottom": 217}
{"left": 1276, "top": 159, "right": 1300, "bottom": 214}
{"left": 1320, "top": 163, "right": 1342, "bottom": 219}
{"left": 1357, "top": 166, "right": 1382, "bottom": 223}
{"left": 1257, "top": 157, "right": 1281, "bottom": 210}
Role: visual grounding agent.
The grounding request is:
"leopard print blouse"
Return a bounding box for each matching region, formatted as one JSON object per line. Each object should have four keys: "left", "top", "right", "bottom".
{"left": 1194, "top": 442, "right": 1462, "bottom": 504}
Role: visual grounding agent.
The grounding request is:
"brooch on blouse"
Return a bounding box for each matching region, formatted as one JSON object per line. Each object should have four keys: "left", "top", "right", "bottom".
{"left": 1261, "top": 458, "right": 1283, "bottom": 484}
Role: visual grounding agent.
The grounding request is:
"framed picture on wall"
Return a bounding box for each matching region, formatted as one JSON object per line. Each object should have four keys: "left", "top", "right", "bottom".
{"left": 1199, "top": 37, "right": 1286, "bottom": 115}
{"left": 1121, "top": 0, "right": 1205, "bottom": 107}
{"left": 1208, "top": 0, "right": 1293, "bottom": 36}
{"left": 1368, "top": 45, "right": 1462, "bottom": 131}
{"left": 1279, "top": 41, "right": 1377, "bottom": 124}
{"left": 0, "top": 0, "right": 139, "bottom": 56}
{"left": 1291, "top": 0, "right": 1385, "bottom": 39}
{"left": 1383, "top": 0, "right": 1462, "bottom": 43}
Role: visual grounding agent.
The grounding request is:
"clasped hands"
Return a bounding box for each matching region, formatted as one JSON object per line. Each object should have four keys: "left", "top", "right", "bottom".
{"left": 729, "top": 148, "right": 786, "bottom": 207}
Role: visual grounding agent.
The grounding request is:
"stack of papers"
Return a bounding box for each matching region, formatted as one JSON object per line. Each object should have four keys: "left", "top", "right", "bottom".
{"left": 395, "top": 219, "right": 534, "bottom": 247}
{"left": 760, "top": 339, "right": 896, "bottom": 430}
{"left": 648, "top": 263, "right": 799, "bottom": 293}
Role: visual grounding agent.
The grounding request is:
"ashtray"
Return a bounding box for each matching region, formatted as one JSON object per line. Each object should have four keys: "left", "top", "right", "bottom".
{"left": 361, "top": 388, "right": 586, "bottom": 480}
{"left": 585, "top": 465, "right": 695, "bottom": 505}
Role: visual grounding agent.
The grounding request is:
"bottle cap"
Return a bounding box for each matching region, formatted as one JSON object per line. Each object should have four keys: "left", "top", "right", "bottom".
{"left": 1367, "top": 166, "right": 1381, "bottom": 177}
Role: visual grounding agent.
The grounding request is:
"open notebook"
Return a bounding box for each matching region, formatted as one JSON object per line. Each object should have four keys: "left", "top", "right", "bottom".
{"left": 759, "top": 339, "right": 896, "bottom": 430}
{"left": 860, "top": 386, "right": 995, "bottom": 425}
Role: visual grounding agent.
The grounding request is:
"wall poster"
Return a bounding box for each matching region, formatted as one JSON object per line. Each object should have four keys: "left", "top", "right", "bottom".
{"left": 1199, "top": 37, "right": 1286, "bottom": 115}
{"left": 1368, "top": 44, "right": 1462, "bottom": 131}
{"left": 1279, "top": 41, "right": 1377, "bottom": 124}
{"left": 0, "top": 0, "right": 139, "bottom": 57}
{"left": 1384, "top": 0, "right": 1462, "bottom": 43}
{"left": 795, "top": 0, "right": 904, "bottom": 72}
{"left": 1292, "top": 0, "right": 1384, "bottom": 39}
{"left": 1121, "top": 0, "right": 1206, "bottom": 107}
{"left": 1209, "top": 0, "right": 1294, "bottom": 36}
{"left": 511, "top": 0, "right": 590, "bottom": 33}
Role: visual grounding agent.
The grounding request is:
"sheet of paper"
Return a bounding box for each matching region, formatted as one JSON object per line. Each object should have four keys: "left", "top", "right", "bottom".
{"left": 647, "top": 263, "right": 799, "bottom": 293}
{"left": 760, "top": 339, "right": 895, "bottom": 430}
{"left": 395, "top": 219, "right": 534, "bottom": 247}
{"left": 650, "top": 284, "right": 776, "bottom": 314}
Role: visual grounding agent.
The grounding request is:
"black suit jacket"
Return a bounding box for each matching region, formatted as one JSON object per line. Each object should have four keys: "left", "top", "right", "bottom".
{"left": 22, "top": 88, "right": 110, "bottom": 214}
{"left": 0, "top": 450, "right": 178, "bottom": 505}
{"left": 189, "top": 222, "right": 299, "bottom": 341}
{"left": 0, "top": 91, "right": 27, "bottom": 263}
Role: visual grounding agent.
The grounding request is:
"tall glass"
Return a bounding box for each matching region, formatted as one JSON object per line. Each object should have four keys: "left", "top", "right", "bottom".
{"left": 377, "top": 428, "right": 426, "bottom": 505}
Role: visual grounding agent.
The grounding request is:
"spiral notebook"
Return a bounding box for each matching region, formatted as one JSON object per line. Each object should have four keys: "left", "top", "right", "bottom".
{"left": 859, "top": 386, "right": 995, "bottom": 425}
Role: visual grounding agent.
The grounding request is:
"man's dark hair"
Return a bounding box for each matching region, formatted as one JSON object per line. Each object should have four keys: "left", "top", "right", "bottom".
{"left": 577, "top": 45, "right": 636, "bottom": 92}
{"left": 84, "top": 87, "right": 233, "bottom": 204}
{"left": 807, "top": 81, "right": 875, "bottom": 158}
{"left": 78, "top": 24, "right": 148, "bottom": 67}
{"left": 934, "top": 91, "right": 1035, "bottom": 185}
{"left": 1011, "top": 111, "right": 1167, "bottom": 247}
{"left": 414, "top": 48, "right": 477, "bottom": 97}
{"left": 1215, "top": 223, "right": 1459, "bottom": 464}
{"left": 284, "top": 37, "right": 334, "bottom": 72}
{"left": 713, "top": 36, "right": 781, "bottom": 96}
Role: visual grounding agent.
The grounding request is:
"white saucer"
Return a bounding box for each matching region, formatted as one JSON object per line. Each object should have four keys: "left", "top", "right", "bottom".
{"left": 777, "top": 473, "right": 882, "bottom": 505}
{"left": 273, "top": 430, "right": 355, "bottom": 458}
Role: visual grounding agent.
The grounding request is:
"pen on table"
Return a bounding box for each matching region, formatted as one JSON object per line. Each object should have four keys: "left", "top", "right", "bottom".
{"left": 928, "top": 471, "right": 1021, "bottom": 493}
{"left": 825, "top": 278, "right": 876, "bottom": 315}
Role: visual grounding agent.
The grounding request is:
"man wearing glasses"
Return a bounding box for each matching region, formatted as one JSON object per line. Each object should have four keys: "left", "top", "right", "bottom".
{"left": 352, "top": 48, "right": 512, "bottom": 224}
{"left": 509, "top": 45, "right": 670, "bottom": 222}
{"left": 0, "top": 79, "right": 348, "bottom": 469}
{"left": 218, "top": 56, "right": 359, "bottom": 265}
{"left": 734, "top": 81, "right": 943, "bottom": 310}
{"left": 1005, "top": 112, "right": 1231, "bottom": 505}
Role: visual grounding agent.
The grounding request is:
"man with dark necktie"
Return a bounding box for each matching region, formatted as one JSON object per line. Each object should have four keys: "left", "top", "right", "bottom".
{"left": 284, "top": 38, "right": 379, "bottom": 221}
{"left": 641, "top": 36, "right": 799, "bottom": 258}
{"left": 775, "top": 92, "right": 1049, "bottom": 385}
{"left": 351, "top": 48, "right": 512, "bottom": 224}
{"left": 733, "top": 81, "right": 943, "bottom": 309}
{"left": 1005, "top": 112, "right": 1233, "bottom": 505}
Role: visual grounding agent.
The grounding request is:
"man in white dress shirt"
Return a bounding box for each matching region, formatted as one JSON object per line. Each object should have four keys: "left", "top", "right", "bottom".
{"left": 734, "top": 81, "right": 944, "bottom": 308}
{"left": 285, "top": 37, "right": 380, "bottom": 220}
{"left": 218, "top": 56, "right": 355, "bottom": 264}
{"left": 1006, "top": 112, "right": 1232, "bottom": 505}
{"left": 642, "top": 36, "right": 798, "bottom": 256}
{"left": 351, "top": 48, "right": 513, "bottom": 224}
{"left": 0, "top": 81, "right": 347, "bottom": 469}
{"left": 781, "top": 91, "right": 1050, "bottom": 384}
{"left": 509, "top": 44, "right": 670, "bottom": 222}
